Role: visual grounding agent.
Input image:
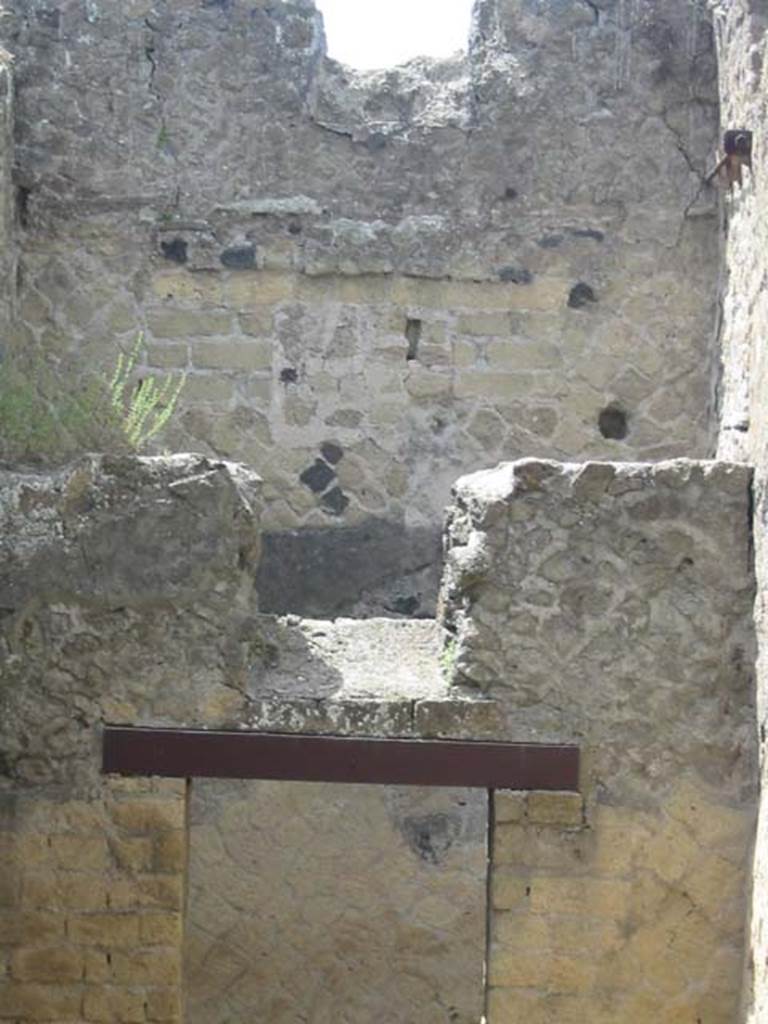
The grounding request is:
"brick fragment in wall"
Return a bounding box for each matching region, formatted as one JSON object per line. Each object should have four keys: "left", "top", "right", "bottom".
{"left": 299, "top": 458, "right": 335, "bottom": 493}
{"left": 321, "top": 485, "right": 349, "bottom": 515}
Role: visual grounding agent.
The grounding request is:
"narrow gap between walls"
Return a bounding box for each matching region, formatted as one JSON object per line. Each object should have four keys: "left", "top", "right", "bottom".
{"left": 481, "top": 787, "right": 495, "bottom": 1024}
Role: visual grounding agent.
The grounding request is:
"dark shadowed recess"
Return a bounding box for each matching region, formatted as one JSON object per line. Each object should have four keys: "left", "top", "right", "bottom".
{"left": 256, "top": 519, "right": 443, "bottom": 618}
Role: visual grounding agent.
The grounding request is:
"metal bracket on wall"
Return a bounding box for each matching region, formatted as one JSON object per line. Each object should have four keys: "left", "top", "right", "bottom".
{"left": 102, "top": 726, "right": 581, "bottom": 791}
{"left": 707, "top": 128, "right": 753, "bottom": 188}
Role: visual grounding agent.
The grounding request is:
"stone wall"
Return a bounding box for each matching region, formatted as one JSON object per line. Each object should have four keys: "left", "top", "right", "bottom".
{"left": 710, "top": 2, "right": 768, "bottom": 1019}
{"left": 1, "top": 779, "right": 187, "bottom": 1024}
{"left": 0, "top": 48, "right": 13, "bottom": 334}
{"left": 0, "top": 455, "right": 495, "bottom": 1024}
{"left": 0, "top": 0, "right": 721, "bottom": 605}
{"left": 0, "top": 1, "right": 762, "bottom": 1021}
{"left": 440, "top": 458, "right": 756, "bottom": 1022}
{"left": 0, "top": 454, "right": 758, "bottom": 1023}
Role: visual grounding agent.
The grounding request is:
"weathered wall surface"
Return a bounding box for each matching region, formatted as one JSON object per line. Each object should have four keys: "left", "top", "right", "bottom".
{"left": 0, "top": 48, "right": 13, "bottom": 334}
{"left": 186, "top": 781, "right": 486, "bottom": 1024}
{"left": 440, "top": 458, "right": 756, "bottom": 1022}
{"left": 0, "top": 0, "right": 720, "bottom": 602}
{"left": 710, "top": 3, "right": 768, "bottom": 1019}
{"left": 0, "top": 454, "right": 264, "bottom": 790}
{"left": 0, "top": 1, "right": 758, "bottom": 1019}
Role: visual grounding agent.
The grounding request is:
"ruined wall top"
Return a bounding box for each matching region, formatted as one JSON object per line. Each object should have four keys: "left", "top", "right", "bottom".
{"left": 0, "top": 0, "right": 724, "bottom": 588}
{"left": 0, "top": 0, "right": 718, "bottom": 277}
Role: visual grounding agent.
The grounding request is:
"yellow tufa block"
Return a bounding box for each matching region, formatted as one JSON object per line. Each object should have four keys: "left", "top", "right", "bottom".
{"left": 11, "top": 946, "right": 84, "bottom": 983}
{"left": 150, "top": 271, "right": 223, "bottom": 305}
{"left": 0, "top": 982, "right": 83, "bottom": 1020}
{"left": 109, "top": 836, "right": 154, "bottom": 874}
{"left": 493, "top": 823, "right": 589, "bottom": 872}
{"left": 107, "top": 875, "right": 184, "bottom": 912}
{"left": 0, "top": 909, "right": 64, "bottom": 945}
{"left": 527, "top": 792, "right": 584, "bottom": 828}
{"left": 83, "top": 949, "right": 112, "bottom": 983}
{"left": 146, "top": 307, "right": 232, "bottom": 339}
{"left": 108, "top": 800, "right": 185, "bottom": 835}
{"left": 139, "top": 913, "right": 183, "bottom": 947}
{"left": 145, "top": 986, "right": 182, "bottom": 1022}
{"left": 223, "top": 270, "right": 296, "bottom": 308}
{"left": 50, "top": 836, "right": 110, "bottom": 873}
{"left": 488, "top": 950, "right": 598, "bottom": 992}
{"left": 492, "top": 872, "right": 631, "bottom": 917}
{"left": 191, "top": 339, "right": 271, "bottom": 372}
{"left": 494, "top": 791, "right": 527, "bottom": 824}
{"left": 152, "top": 832, "right": 187, "bottom": 874}
{"left": 67, "top": 913, "right": 141, "bottom": 948}
{"left": 82, "top": 986, "right": 147, "bottom": 1023}
{"left": 110, "top": 949, "right": 181, "bottom": 988}
{"left": 456, "top": 312, "right": 511, "bottom": 336}
{"left": 21, "top": 873, "right": 109, "bottom": 912}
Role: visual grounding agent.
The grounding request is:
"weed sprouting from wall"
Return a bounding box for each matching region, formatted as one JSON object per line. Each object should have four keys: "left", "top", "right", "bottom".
{"left": 110, "top": 334, "right": 186, "bottom": 450}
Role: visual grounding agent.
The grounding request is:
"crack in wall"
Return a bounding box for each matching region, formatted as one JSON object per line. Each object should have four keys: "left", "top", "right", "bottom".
{"left": 144, "top": 18, "right": 159, "bottom": 96}
{"left": 581, "top": 0, "right": 600, "bottom": 24}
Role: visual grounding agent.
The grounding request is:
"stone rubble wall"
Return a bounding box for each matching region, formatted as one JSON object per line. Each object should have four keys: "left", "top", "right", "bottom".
{"left": 0, "top": 455, "right": 494, "bottom": 1024}
{"left": 0, "top": 0, "right": 721, "bottom": 555}
{"left": 439, "top": 457, "right": 757, "bottom": 1022}
{"left": 709, "top": 2, "right": 768, "bottom": 1019}
{"left": 0, "top": 454, "right": 264, "bottom": 791}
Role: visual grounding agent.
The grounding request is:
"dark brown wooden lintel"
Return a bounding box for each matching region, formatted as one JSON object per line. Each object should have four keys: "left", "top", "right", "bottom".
{"left": 102, "top": 727, "right": 580, "bottom": 791}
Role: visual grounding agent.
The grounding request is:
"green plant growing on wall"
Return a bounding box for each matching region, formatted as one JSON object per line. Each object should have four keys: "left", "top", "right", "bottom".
{"left": 109, "top": 334, "right": 186, "bottom": 450}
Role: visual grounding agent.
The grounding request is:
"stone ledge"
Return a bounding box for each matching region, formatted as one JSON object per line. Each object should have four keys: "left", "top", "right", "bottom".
{"left": 244, "top": 694, "right": 502, "bottom": 740}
